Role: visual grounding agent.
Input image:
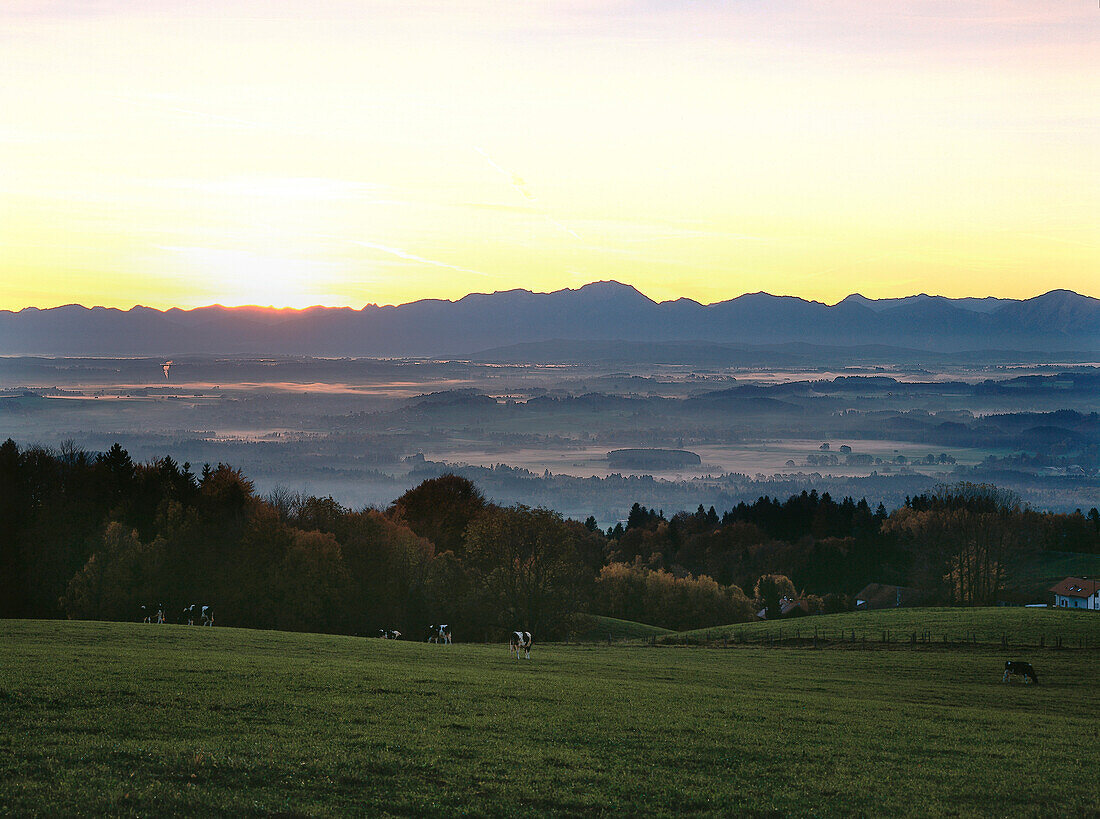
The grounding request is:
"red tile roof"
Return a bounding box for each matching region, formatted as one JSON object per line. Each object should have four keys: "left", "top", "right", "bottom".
{"left": 1049, "top": 577, "right": 1100, "bottom": 598}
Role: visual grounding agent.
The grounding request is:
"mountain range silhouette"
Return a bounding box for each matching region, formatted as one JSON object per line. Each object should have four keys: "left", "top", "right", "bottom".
{"left": 2, "top": 281, "right": 1096, "bottom": 357}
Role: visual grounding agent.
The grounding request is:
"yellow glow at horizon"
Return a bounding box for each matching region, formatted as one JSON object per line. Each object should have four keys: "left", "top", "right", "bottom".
{"left": 1, "top": 1, "right": 1097, "bottom": 310}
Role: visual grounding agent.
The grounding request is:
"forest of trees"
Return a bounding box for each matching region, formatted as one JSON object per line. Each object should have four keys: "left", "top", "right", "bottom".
{"left": 1, "top": 439, "right": 1098, "bottom": 639}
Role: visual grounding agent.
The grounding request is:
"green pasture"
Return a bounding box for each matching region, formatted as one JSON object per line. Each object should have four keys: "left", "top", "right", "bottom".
{"left": 573, "top": 615, "right": 674, "bottom": 642}
{"left": 1014, "top": 551, "right": 1100, "bottom": 599}
{"left": 3, "top": 619, "right": 1098, "bottom": 816}
{"left": 672, "top": 606, "right": 1100, "bottom": 648}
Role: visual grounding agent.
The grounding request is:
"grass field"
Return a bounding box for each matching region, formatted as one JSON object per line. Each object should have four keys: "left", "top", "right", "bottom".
{"left": 1015, "top": 550, "right": 1100, "bottom": 599}
{"left": 573, "top": 615, "right": 675, "bottom": 642}
{"left": 2, "top": 620, "right": 1098, "bottom": 816}
{"left": 671, "top": 607, "right": 1100, "bottom": 648}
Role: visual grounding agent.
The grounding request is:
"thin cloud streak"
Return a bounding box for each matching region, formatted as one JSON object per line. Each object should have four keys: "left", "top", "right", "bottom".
{"left": 349, "top": 241, "right": 492, "bottom": 278}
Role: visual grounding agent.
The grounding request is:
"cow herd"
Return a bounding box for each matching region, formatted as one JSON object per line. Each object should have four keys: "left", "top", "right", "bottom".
{"left": 139, "top": 608, "right": 531, "bottom": 657}
{"left": 139, "top": 603, "right": 213, "bottom": 626}
{"left": 375, "top": 624, "right": 535, "bottom": 659}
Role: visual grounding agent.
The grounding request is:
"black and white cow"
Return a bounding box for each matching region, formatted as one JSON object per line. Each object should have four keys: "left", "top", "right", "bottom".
{"left": 379, "top": 629, "right": 402, "bottom": 640}
{"left": 140, "top": 603, "right": 164, "bottom": 624}
{"left": 1003, "top": 661, "right": 1038, "bottom": 685}
{"left": 182, "top": 604, "right": 198, "bottom": 625}
{"left": 139, "top": 602, "right": 165, "bottom": 624}
{"left": 509, "top": 630, "right": 533, "bottom": 660}
{"left": 201, "top": 605, "right": 214, "bottom": 627}
{"left": 427, "top": 624, "right": 452, "bottom": 644}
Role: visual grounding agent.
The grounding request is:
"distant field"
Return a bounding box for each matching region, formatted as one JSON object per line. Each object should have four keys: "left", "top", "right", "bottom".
{"left": 672, "top": 607, "right": 1100, "bottom": 648}
{"left": 427, "top": 438, "right": 989, "bottom": 481}
{"left": 3, "top": 620, "right": 1098, "bottom": 816}
{"left": 1015, "top": 551, "right": 1100, "bottom": 599}
{"left": 573, "top": 615, "right": 674, "bottom": 642}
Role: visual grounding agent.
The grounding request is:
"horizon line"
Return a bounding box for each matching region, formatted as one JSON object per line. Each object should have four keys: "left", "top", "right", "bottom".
{"left": 3, "top": 281, "right": 1093, "bottom": 313}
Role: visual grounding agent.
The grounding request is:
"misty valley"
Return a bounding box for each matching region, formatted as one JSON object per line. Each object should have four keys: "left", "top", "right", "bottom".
{"left": 2, "top": 352, "right": 1096, "bottom": 526}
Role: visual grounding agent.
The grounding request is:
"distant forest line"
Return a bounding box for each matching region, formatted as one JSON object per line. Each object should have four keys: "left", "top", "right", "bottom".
{"left": 2, "top": 439, "right": 1098, "bottom": 639}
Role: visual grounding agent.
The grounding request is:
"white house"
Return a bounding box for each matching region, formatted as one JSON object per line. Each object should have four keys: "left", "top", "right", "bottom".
{"left": 1049, "top": 577, "right": 1100, "bottom": 611}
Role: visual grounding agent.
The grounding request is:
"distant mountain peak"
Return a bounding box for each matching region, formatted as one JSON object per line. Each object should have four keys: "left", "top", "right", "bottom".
{"left": 1029, "top": 289, "right": 1099, "bottom": 305}
{"left": 576, "top": 279, "right": 634, "bottom": 291}
{"left": 571, "top": 280, "right": 653, "bottom": 299}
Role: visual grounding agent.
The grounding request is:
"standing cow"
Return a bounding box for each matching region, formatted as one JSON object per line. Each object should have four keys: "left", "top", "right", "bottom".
{"left": 140, "top": 603, "right": 164, "bottom": 624}
{"left": 510, "top": 630, "right": 533, "bottom": 660}
{"left": 427, "top": 624, "right": 452, "bottom": 644}
{"left": 201, "top": 605, "right": 215, "bottom": 627}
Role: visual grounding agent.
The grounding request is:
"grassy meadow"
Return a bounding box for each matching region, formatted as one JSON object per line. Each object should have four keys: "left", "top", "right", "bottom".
{"left": 2, "top": 618, "right": 1099, "bottom": 817}
{"left": 574, "top": 615, "right": 675, "bottom": 642}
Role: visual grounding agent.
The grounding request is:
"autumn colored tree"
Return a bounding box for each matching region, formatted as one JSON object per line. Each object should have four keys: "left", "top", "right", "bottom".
{"left": 753, "top": 574, "right": 797, "bottom": 620}
{"left": 884, "top": 483, "right": 1036, "bottom": 605}
{"left": 389, "top": 474, "right": 486, "bottom": 557}
{"left": 62, "top": 522, "right": 153, "bottom": 621}
{"left": 336, "top": 508, "right": 435, "bottom": 635}
{"left": 463, "top": 505, "right": 591, "bottom": 638}
{"left": 594, "top": 561, "right": 754, "bottom": 630}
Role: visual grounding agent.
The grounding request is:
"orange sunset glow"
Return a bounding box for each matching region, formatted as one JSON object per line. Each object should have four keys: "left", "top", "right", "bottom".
{"left": 1, "top": 0, "right": 1097, "bottom": 309}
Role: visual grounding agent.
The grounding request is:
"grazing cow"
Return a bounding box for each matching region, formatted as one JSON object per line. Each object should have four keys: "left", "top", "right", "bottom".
{"left": 140, "top": 604, "right": 154, "bottom": 623}
{"left": 182, "top": 604, "right": 198, "bottom": 625}
{"left": 509, "top": 630, "right": 533, "bottom": 660}
{"left": 201, "top": 605, "right": 214, "bottom": 627}
{"left": 427, "top": 624, "right": 452, "bottom": 644}
{"left": 379, "top": 629, "right": 402, "bottom": 640}
{"left": 1003, "top": 661, "right": 1038, "bottom": 685}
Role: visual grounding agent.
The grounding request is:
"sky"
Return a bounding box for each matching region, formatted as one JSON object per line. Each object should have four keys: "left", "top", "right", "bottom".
{"left": 1, "top": 0, "right": 1098, "bottom": 309}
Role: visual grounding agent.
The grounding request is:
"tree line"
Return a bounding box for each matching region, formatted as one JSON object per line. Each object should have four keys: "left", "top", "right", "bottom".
{"left": 1, "top": 439, "right": 1097, "bottom": 638}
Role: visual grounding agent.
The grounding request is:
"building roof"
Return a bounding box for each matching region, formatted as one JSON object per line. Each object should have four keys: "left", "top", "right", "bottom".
{"left": 780, "top": 597, "right": 810, "bottom": 616}
{"left": 1049, "top": 577, "right": 1100, "bottom": 598}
